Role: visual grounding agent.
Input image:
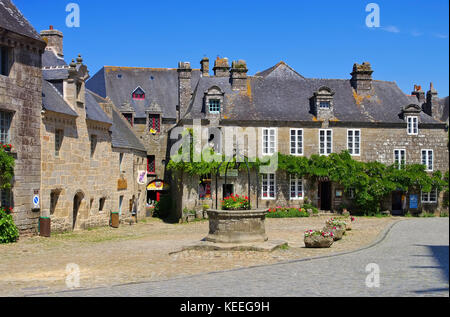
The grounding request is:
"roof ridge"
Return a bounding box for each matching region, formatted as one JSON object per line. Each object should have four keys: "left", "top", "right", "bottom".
{"left": 104, "top": 66, "right": 177, "bottom": 71}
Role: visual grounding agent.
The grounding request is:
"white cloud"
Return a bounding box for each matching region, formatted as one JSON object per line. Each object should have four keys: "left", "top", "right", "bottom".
{"left": 382, "top": 25, "right": 400, "bottom": 33}
{"left": 411, "top": 31, "right": 423, "bottom": 37}
{"left": 433, "top": 33, "right": 448, "bottom": 39}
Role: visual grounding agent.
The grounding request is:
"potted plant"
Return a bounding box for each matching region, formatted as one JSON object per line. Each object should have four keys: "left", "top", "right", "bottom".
{"left": 324, "top": 218, "right": 347, "bottom": 240}
{"left": 221, "top": 194, "right": 250, "bottom": 211}
{"left": 304, "top": 230, "right": 334, "bottom": 248}
{"left": 1, "top": 143, "right": 12, "bottom": 152}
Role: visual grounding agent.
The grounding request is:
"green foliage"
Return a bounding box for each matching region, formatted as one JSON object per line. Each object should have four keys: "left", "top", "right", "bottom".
{"left": 0, "top": 147, "right": 15, "bottom": 191}
{"left": 183, "top": 208, "right": 196, "bottom": 215}
{"left": 167, "top": 128, "right": 263, "bottom": 176}
{"left": 0, "top": 208, "right": 19, "bottom": 244}
{"left": 168, "top": 134, "right": 448, "bottom": 216}
{"left": 267, "top": 207, "right": 310, "bottom": 218}
{"left": 420, "top": 212, "right": 436, "bottom": 218}
{"left": 279, "top": 151, "right": 448, "bottom": 215}
{"left": 303, "top": 202, "right": 319, "bottom": 214}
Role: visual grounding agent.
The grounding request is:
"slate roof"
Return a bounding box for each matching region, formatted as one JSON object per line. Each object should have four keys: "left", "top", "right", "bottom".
{"left": 0, "top": 0, "right": 43, "bottom": 42}
{"left": 185, "top": 62, "right": 442, "bottom": 124}
{"left": 42, "top": 80, "right": 77, "bottom": 117}
{"left": 87, "top": 90, "right": 146, "bottom": 152}
{"left": 86, "top": 66, "right": 201, "bottom": 119}
{"left": 85, "top": 91, "right": 113, "bottom": 124}
{"left": 42, "top": 50, "right": 69, "bottom": 81}
{"left": 110, "top": 107, "right": 147, "bottom": 152}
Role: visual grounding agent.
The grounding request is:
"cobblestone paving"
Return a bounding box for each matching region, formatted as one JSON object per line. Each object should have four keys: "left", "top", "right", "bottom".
{"left": 35, "top": 218, "right": 449, "bottom": 297}
{"left": 0, "top": 216, "right": 395, "bottom": 296}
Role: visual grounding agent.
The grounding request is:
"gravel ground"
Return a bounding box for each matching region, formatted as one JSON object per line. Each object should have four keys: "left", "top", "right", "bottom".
{"left": 0, "top": 216, "right": 397, "bottom": 296}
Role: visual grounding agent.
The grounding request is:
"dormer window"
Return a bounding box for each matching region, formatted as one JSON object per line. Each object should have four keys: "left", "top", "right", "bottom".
{"left": 407, "top": 116, "right": 418, "bottom": 135}
{"left": 313, "top": 87, "right": 335, "bottom": 120}
{"left": 209, "top": 99, "right": 221, "bottom": 114}
{"left": 319, "top": 101, "right": 330, "bottom": 109}
{"left": 204, "top": 86, "right": 224, "bottom": 115}
{"left": 123, "top": 113, "right": 133, "bottom": 126}
{"left": 132, "top": 87, "right": 145, "bottom": 100}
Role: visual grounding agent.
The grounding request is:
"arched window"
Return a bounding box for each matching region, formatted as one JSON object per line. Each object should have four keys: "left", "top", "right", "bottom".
{"left": 132, "top": 87, "right": 145, "bottom": 100}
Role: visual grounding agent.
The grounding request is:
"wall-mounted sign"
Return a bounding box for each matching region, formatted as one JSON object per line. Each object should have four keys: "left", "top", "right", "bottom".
{"left": 147, "top": 180, "right": 170, "bottom": 191}
{"left": 118, "top": 178, "right": 128, "bottom": 190}
{"left": 32, "top": 194, "right": 40, "bottom": 209}
{"left": 335, "top": 190, "right": 343, "bottom": 198}
{"left": 137, "top": 171, "right": 147, "bottom": 185}
{"left": 409, "top": 194, "right": 418, "bottom": 209}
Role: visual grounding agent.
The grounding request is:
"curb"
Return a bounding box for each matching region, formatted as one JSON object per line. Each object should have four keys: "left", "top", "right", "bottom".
{"left": 27, "top": 218, "right": 405, "bottom": 297}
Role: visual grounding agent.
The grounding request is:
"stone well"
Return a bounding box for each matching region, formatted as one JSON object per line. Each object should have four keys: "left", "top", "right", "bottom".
{"left": 205, "top": 209, "right": 269, "bottom": 244}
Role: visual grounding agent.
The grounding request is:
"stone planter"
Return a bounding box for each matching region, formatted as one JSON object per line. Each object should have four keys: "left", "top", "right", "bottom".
{"left": 205, "top": 209, "right": 268, "bottom": 244}
{"left": 324, "top": 226, "right": 346, "bottom": 241}
{"left": 304, "top": 235, "right": 334, "bottom": 248}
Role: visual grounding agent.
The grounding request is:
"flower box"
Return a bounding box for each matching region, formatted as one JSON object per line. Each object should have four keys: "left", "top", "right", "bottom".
{"left": 304, "top": 230, "right": 334, "bottom": 248}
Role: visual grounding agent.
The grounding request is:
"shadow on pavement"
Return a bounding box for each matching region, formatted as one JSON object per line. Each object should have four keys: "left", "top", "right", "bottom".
{"left": 411, "top": 245, "right": 449, "bottom": 293}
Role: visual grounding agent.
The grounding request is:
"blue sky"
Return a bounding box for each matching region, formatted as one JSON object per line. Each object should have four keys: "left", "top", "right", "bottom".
{"left": 15, "top": 0, "right": 449, "bottom": 96}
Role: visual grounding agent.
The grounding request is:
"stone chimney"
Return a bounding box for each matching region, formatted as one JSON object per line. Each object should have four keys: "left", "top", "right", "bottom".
{"left": 412, "top": 84, "right": 426, "bottom": 104}
{"left": 200, "top": 57, "right": 210, "bottom": 77}
{"left": 424, "top": 82, "right": 439, "bottom": 118}
{"left": 231, "top": 60, "right": 248, "bottom": 91}
{"left": 177, "top": 62, "right": 192, "bottom": 120}
{"left": 350, "top": 62, "right": 373, "bottom": 95}
{"left": 40, "top": 26, "right": 64, "bottom": 57}
{"left": 213, "top": 57, "right": 230, "bottom": 77}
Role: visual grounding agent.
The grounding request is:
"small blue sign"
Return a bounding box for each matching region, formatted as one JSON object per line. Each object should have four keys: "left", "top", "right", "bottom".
{"left": 33, "top": 195, "right": 40, "bottom": 208}
{"left": 410, "top": 194, "right": 418, "bottom": 209}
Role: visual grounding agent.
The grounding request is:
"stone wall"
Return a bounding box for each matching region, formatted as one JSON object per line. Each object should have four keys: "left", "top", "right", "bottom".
{"left": 175, "top": 122, "right": 449, "bottom": 215}
{"left": 0, "top": 31, "right": 45, "bottom": 234}
{"left": 40, "top": 104, "right": 147, "bottom": 232}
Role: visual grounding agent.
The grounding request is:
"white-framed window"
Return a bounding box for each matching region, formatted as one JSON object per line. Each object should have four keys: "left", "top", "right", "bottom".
{"left": 319, "top": 129, "right": 332, "bottom": 156}
{"left": 407, "top": 116, "right": 418, "bottom": 135}
{"left": 347, "top": 129, "right": 361, "bottom": 156}
{"left": 319, "top": 101, "right": 330, "bottom": 109}
{"left": 261, "top": 173, "right": 276, "bottom": 200}
{"left": 262, "top": 128, "right": 276, "bottom": 155}
{"left": 209, "top": 99, "right": 221, "bottom": 114}
{"left": 394, "top": 149, "right": 406, "bottom": 169}
{"left": 290, "top": 129, "right": 303, "bottom": 156}
{"left": 421, "top": 149, "right": 433, "bottom": 172}
{"left": 290, "top": 175, "right": 304, "bottom": 200}
{"left": 422, "top": 189, "right": 438, "bottom": 204}
{"left": 0, "top": 111, "right": 12, "bottom": 144}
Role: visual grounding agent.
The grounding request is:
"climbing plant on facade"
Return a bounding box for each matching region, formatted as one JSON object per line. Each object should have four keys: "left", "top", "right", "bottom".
{"left": 0, "top": 145, "right": 18, "bottom": 244}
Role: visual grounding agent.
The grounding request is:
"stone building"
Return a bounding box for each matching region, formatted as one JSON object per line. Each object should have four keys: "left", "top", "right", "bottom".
{"left": 40, "top": 27, "right": 148, "bottom": 232}
{"left": 87, "top": 65, "right": 202, "bottom": 205}
{"left": 88, "top": 57, "right": 448, "bottom": 217}
{"left": 0, "top": 0, "right": 46, "bottom": 233}
{"left": 177, "top": 59, "right": 449, "bottom": 215}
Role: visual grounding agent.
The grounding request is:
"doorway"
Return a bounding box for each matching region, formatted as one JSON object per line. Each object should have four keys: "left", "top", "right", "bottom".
{"left": 392, "top": 191, "right": 403, "bottom": 215}
{"left": 223, "top": 184, "right": 234, "bottom": 199}
{"left": 319, "top": 182, "right": 332, "bottom": 211}
{"left": 73, "top": 192, "right": 83, "bottom": 230}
